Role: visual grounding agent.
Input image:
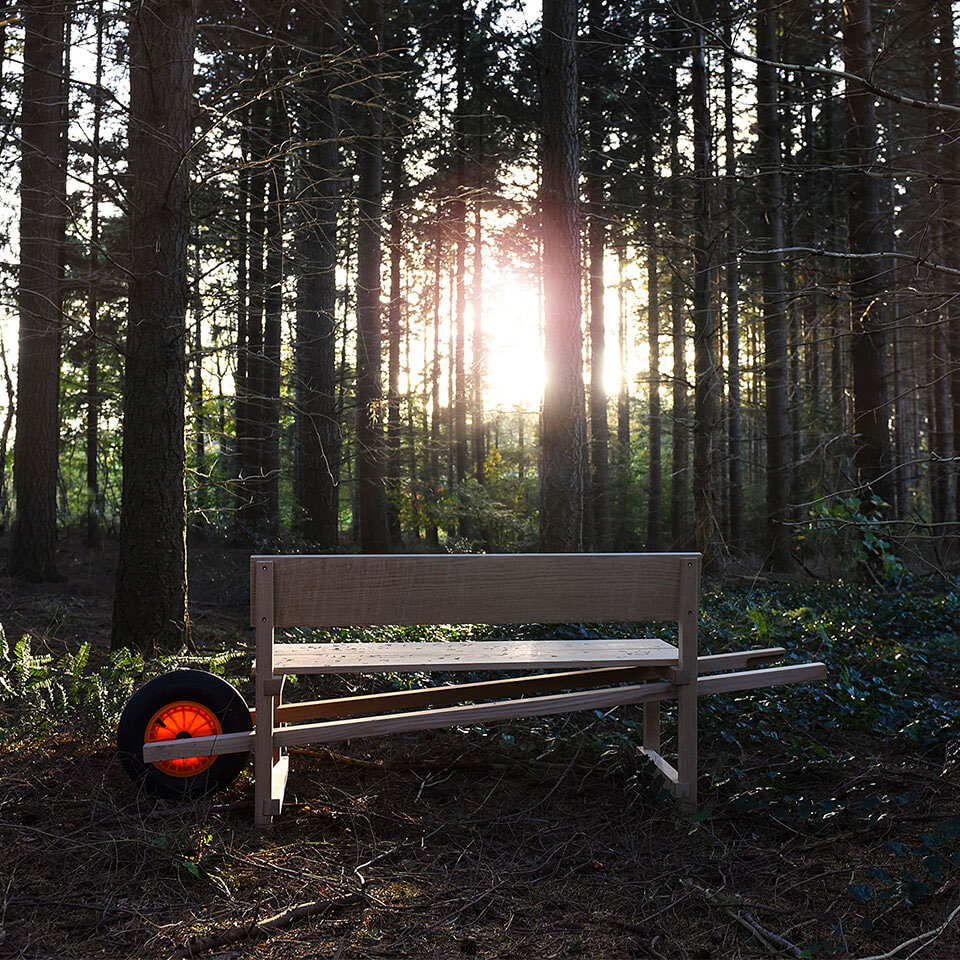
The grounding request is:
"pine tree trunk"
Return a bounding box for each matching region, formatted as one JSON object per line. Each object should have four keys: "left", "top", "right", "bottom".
{"left": 669, "top": 62, "right": 689, "bottom": 551}
{"left": 262, "top": 60, "right": 286, "bottom": 537}
{"left": 240, "top": 93, "right": 268, "bottom": 532}
{"left": 585, "top": 0, "right": 611, "bottom": 552}
{"left": 756, "top": 0, "right": 792, "bottom": 571}
{"left": 85, "top": 0, "right": 104, "bottom": 550}
{"left": 722, "top": 2, "right": 743, "bottom": 555}
{"left": 294, "top": 1, "right": 342, "bottom": 549}
{"left": 427, "top": 217, "right": 442, "bottom": 547}
{"left": 386, "top": 144, "right": 404, "bottom": 547}
{"left": 355, "top": 0, "right": 391, "bottom": 553}
{"left": 112, "top": 0, "right": 195, "bottom": 653}
{"left": 539, "top": 0, "right": 586, "bottom": 552}
{"left": 690, "top": 11, "right": 720, "bottom": 563}
{"left": 842, "top": 0, "right": 894, "bottom": 510}
{"left": 646, "top": 148, "right": 662, "bottom": 552}
{"left": 11, "top": 0, "right": 69, "bottom": 581}
{"left": 234, "top": 106, "right": 250, "bottom": 531}
{"left": 453, "top": 1, "right": 470, "bottom": 542}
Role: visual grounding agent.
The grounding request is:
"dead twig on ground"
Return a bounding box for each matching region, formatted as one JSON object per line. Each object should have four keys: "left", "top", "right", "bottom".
{"left": 684, "top": 880, "right": 802, "bottom": 957}
{"left": 851, "top": 899, "right": 960, "bottom": 960}
{"left": 168, "top": 893, "right": 363, "bottom": 959}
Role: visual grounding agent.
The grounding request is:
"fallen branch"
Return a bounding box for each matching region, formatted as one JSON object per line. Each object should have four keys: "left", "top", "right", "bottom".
{"left": 169, "top": 893, "right": 362, "bottom": 959}
{"left": 684, "top": 880, "right": 801, "bottom": 958}
{"left": 852, "top": 899, "right": 960, "bottom": 960}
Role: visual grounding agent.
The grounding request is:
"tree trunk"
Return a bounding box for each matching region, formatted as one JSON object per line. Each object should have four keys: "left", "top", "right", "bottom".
{"left": 669, "top": 63, "right": 689, "bottom": 551}
{"left": 294, "top": 0, "right": 343, "bottom": 549}
{"left": 386, "top": 144, "right": 404, "bottom": 547}
{"left": 261, "top": 58, "right": 286, "bottom": 537}
{"left": 756, "top": 0, "right": 792, "bottom": 571}
{"left": 722, "top": 1, "right": 743, "bottom": 556}
{"left": 615, "top": 236, "right": 630, "bottom": 549}
{"left": 842, "top": 0, "right": 894, "bottom": 509}
{"left": 646, "top": 148, "right": 662, "bottom": 552}
{"left": 112, "top": 0, "right": 195, "bottom": 653}
{"left": 234, "top": 105, "right": 250, "bottom": 531}
{"left": 355, "top": 0, "right": 391, "bottom": 553}
{"left": 690, "top": 9, "right": 720, "bottom": 564}
{"left": 427, "top": 216, "right": 442, "bottom": 547}
{"left": 539, "top": 0, "right": 586, "bottom": 552}
{"left": 85, "top": 0, "right": 104, "bottom": 550}
{"left": 240, "top": 93, "right": 268, "bottom": 532}
{"left": 585, "top": 0, "right": 611, "bottom": 552}
{"left": 11, "top": 0, "right": 69, "bottom": 581}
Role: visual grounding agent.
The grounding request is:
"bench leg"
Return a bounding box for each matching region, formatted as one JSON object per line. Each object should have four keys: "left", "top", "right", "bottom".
{"left": 254, "top": 679, "right": 275, "bottom": 827}
{"left": 675, "top": 682, "right": 697, "bottom": 809}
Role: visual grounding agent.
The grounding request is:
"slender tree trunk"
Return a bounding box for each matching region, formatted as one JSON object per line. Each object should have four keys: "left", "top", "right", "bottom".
{"left": 842, "top": 0, "right": 894, "bottom": 510}
{"left": 241, "top": 93, "right": 268, "bottom": 532}
{"left": 669, "top": 62, "right": 689, "bottom": 551}
{"left": 615, "top": 237, "right": 630, "bottom": 548}
{"left": 294, "top": 0, "right": 343, "bottom": 548}
{"left": 756, "top": 0, "right": 792, "bottom": 571}
{"left": 722, "top": 1, "right": 743, "bottom": 555}
{"left": 539, "top": 0, "right": 586, "bottom": 552}
{"left": 112, "top": 0, "right": 196, "bottom": 653}
{"left": 472, "top": 200, "right": 485, "bottom": 482}
{"left": 427, "top": 216, "right": 442, "bottom": 547}
{"left": 453, "top": 1, "right": 470, "bottom": 542}
{"left": 355, "top": 0, "right": 390, "bottom": 553}
{"left": 937, "top": 0, "right": 960, "bottom": 522}
{"left": 585, "top": 0, "right": 611, "bottom": 552}
{"left": 386, "top": 144, "right": 404, "bottom": 547}
{"left": 11, "top": 0, "right": 69, "bottom": 581}
{"left": 262, "top": 61, "right": 285, "bottom": 536}
{"left": 646, "top": 148, "right": 662, "bottom": 552}
{"left": 690, "top": 9, "right": 720, "bottom": 563}
{"left": 190, "top": 237, "right": 204, "bottom": 518}
{"left": 85, "top": 0, "right": 104, "bottom": 549}
{"left": 234, "top": 106, "right": 250, "bottom": 531}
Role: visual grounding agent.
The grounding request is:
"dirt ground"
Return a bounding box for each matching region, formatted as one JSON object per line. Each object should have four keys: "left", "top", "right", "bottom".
{"left": 0, "top": 535, "right": 958, "bottom": 959}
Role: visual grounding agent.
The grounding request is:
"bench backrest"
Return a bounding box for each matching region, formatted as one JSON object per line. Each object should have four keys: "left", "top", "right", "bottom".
{"left": 250, "top": 553, "right": 701, "bottom": 628}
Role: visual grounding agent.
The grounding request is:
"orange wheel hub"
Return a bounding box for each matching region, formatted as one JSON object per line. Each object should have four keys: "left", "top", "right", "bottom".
{"left": 144, "top": 700, "right": 222, "bottom": 778}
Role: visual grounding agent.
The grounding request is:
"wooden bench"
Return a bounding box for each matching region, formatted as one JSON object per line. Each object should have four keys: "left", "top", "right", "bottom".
{"left": 141, "top": 553, "right": 827, "bottom": 825}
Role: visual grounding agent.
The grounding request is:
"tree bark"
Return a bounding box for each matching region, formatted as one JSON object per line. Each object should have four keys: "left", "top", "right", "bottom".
{"left": 585, "top": 0, "right": 611, "bottom": 552}
{"left": 842, "top": 0, "right": 894, "bottom": 510}
{"left": 355, "top": 0, "right": 390, "bottom": 553}
{"left": 722, "top": 0, "right": 743, "bottom": 556}
{"left": 85, "top": 0, "right": 104, "bottom": 550}
{"left": 112, "top": 0, "right": 196, "bottom": 653}
{"left": 756, "top": 0, "right": 792, "bottom": 571}
{"left": 646, "top": 147, "right": 662, "bottom": 552}
{"left": 386, "top": 143, "right": 404, "bottom": 547}
{"left": 11, "top": 0, "right": 69, "bottom": 581}
{"left": 294, "top": 0, "right": 343, "bottom": 548}
{"left": 690, "top": 9, "right": 719, "bottom": 562}
{"left": 539, "top": 0, "right": 586, "bottom": 552}
{"left": 669, "top": 60, "right": 689, "bottom": 551}
{"left": 261, "top": 54, "right": 286, "bottom": 537}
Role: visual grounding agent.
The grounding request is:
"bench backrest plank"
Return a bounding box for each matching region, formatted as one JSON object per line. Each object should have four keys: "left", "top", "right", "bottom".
{"left": 251, "top": 553, "right": 700, "bottom": 628}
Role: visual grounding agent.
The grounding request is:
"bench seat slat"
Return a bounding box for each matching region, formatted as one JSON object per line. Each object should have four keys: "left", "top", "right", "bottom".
{"left": 270, "top": 638, "right": 679, "bottom": 674}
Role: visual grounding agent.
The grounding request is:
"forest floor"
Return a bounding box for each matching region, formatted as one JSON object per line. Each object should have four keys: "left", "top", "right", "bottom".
{"left": 1, "top": 535, "right": 959, "bottom": 960}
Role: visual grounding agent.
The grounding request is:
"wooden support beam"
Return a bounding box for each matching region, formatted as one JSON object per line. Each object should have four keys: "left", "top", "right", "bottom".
{"left": 640, "top": 747, "right": 679, "bottom": 787}
{"left": 250, "top": 648, "right": 789, "bottom": 725}
{"left": 141, "top": 661, "right": 826, "bottom": 763}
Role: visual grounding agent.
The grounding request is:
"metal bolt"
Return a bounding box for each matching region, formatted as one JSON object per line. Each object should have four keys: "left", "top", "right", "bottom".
{"left": 261, "top": 617, "right": 267, "bottom": 623}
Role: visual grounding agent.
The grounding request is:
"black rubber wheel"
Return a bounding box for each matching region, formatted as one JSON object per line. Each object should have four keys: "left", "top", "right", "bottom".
{"left": 117, "top": 670, "right": 252, "bottom": 801}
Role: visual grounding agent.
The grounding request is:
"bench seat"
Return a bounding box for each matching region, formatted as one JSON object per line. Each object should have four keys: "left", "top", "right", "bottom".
{"left": 270, "top": 638, "right": 679, "bottom": 674}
